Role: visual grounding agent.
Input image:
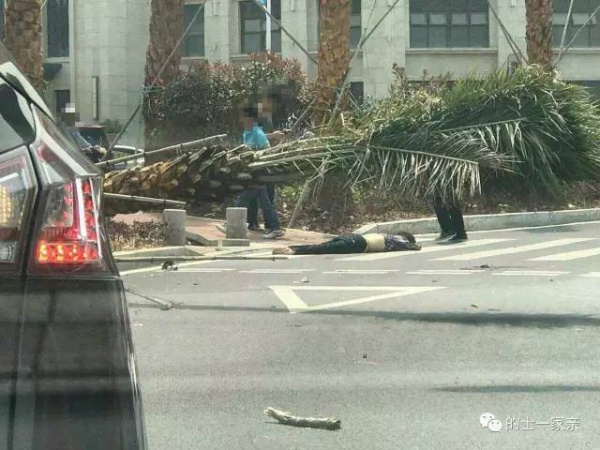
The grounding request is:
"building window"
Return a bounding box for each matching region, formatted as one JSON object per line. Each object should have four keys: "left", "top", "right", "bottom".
{"left": 55, "top": 90, "right": 70, "bottom": 116}
{"left": 349, "top": 81, "right": 364, "bottom": 105}
{"left": 553, "top": 0, "right": 600, "bottom": 48}
{"left": 240, "top": 0, "right": 281, "bottom": 54}
{"left": 350, "top": 0, "right": 361, "bottom": 48}
{"left": 182, "top": 4, "right": 205, "bottom": 57}
{"left": 409, "top": 0, "right": 489, "bottom": 48}
{"left": 47, "top": 0, "right": 69, "bottom": 57}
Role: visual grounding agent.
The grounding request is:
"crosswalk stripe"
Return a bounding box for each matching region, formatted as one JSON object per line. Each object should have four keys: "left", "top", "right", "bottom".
{"left": 323, "top": 270, "right": 401, "bottom": 274}
{"left": 529, "top": 246, "right": 600, "bottom": 261}
{"left": 492, "top": 270, "right": 569, "bottom": 277}
{"left": 581, "top": 272, "right": 600, "bottom": 278}
{"left": 239, "top": 269, "right": 313, "bottom": 274}
{"left": 434, "top": 238, "right": 595, "bottom": 261}
{"left": 406, "top": 269, "right": 484, "bottom": 275}
{"left": 337, "top": 239, "right": 513, "bottom": 262}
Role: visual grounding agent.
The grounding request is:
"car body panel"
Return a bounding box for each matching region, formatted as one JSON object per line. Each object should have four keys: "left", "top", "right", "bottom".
{"left": 0, "top": 41, "right": 146, "bottom": 449}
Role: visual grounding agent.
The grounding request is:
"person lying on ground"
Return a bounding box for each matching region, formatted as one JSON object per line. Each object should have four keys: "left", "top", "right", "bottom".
{"left": 272, "top": 232, "right": 421, "bottom": 255}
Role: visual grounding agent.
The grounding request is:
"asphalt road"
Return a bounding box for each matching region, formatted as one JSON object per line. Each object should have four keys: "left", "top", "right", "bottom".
{"left": 123, "top": 222, "right": 600, "bottom": 449}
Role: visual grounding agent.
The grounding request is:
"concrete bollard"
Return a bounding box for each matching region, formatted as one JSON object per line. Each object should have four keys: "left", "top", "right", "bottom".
{"left": 225, "top": 207, "right": 248, "bottom": 239}
{"left": 164, "top": 209, "right": 187, "bottom": 246}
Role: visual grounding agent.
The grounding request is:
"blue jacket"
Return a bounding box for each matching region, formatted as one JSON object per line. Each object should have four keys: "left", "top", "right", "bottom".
{"left": 242, "top": 124, "right": 270, "bottom": 150}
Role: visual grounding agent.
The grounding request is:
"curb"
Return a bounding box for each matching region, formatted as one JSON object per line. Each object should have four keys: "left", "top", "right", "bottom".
{"left": 113, "top": 246, "right": 204, "bottom": 258}
{"left": 354, "top": 208, "right": 600, "bottom": 235}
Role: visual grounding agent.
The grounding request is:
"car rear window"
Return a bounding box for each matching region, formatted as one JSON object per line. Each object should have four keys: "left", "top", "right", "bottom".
{"left": 0, "top": 79, "right": 35, "bottom": 153}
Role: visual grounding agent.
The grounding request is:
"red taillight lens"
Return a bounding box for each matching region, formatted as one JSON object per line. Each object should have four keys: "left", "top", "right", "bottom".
{"left": 36, "top": 178, "right": 101, "bottom": 265}
{"left": 29, "top": 108, "right": 111, "bottom": 275}
{"left": 0, "top": 149, "right": 36, "bottom": 272}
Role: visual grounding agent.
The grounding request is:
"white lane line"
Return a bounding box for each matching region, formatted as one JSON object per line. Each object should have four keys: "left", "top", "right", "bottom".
{"left": 239, "top": 269, "right": 314, "bottom": 274}
{"left": 529, "top": 246, "right": 600, "bottom": 261}
{"left": 269, "top": 285, "right": 446, "bottom": 313}
{"left": 435, "top": 238, "right": 595, "bottom": 261}
{"left": 406, "top": 270, "right": 483, "bottom": 275}
{"left": 492, "top": 270, "right": 569, "bottom": 277}
{"left": 337, "top": 239, "right": 513, "bottom": 262}
{"left": 170, "top": 268, "right": 236, "bottom": 273}
{"left": 323, "top": 270, "right": 400, "bottom": 274}
{"left": 581, "top": 272, "right": 600, "bottom": 278}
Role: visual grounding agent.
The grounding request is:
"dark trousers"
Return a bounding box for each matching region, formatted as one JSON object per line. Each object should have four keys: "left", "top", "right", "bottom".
{"left": 236, "top": 186, "right": 280, "bottom": 230}
{"left": 248, "top": 183, "right": 275, "bottom": 228}
{"left": 433, "top": 197, "right": 467, "bottom": 237}
{"left": 290, "top": 234, "right": 367, "bottom": 255}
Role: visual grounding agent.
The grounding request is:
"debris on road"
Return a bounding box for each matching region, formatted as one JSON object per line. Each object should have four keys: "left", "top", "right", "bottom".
{"left": 125, "top": 287, "right": 174, "bottom": 311}
{"left": 162, "top": 260, "right": 179, "bottom": 271}
{"left": 264, "top": 407, "right": 341, "bottom": 431}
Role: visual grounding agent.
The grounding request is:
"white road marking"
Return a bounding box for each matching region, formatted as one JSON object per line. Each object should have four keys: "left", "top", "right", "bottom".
{"left": 435, "top": 238, "right": 595, "bottom": 261}
{"left": 406, "top": 269, "right": 484, "bottom": 275}
{"left": 337, "top": 239, "right": 513, "bottom": 262}
{"left": 492, "top": 270, "right": 569, "bottom": 277}
{"left": 580, "top": 272, "right": 600, "bottom": 278}
{"left": 323, "top": 270, "right": 401, "bottom": 274}
{"left": 269, "top": 285, "right": 446, "bottom": 313}
{"left": 529, "top": 246, "right": 600, "bottom": 261}
{"left": 239, "top": 269, "right": 314, "bottom": 274}
{"left": 169, "top": 268, "right": 236, "bottom": 273}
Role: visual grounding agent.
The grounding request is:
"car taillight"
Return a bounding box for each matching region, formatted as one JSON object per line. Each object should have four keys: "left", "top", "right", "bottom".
{"left": 0, "top": 149, "right": 37, "bottom": 272}
{"left": 28, "top": 108, "right": 112, "bottom": 275}
{"left": 36, "top": 178, "right": 101, "bottom": 265}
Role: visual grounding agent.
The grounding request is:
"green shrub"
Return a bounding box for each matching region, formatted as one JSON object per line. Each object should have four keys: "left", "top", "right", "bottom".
{"left": 146, "top": 52, "right": 314, "bottom": 149}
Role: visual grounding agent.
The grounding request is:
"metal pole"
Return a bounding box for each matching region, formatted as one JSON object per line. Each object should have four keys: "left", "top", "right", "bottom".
{"left": 266, "top": 0, "right": 272, "bottom": 51}
{"left": 251, "top": 0, "right": 318, "bottom": 65}
{"left": 556, "top": 4, "right": 600, "bottom": 66}
{"left": 103, "top": 193, "right": 187, "bottom": 207}
{"left": 559, "top": 0, "right": 575, "bottom": 50}
{"left": 97, "top": 134, "right": 227, "bottom": 168}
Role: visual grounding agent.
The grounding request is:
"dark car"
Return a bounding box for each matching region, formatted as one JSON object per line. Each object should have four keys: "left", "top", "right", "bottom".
{"left": 75, "top": 123, "right": 110, "bottom": 149}
{"left": 0, "top": 44, "right": 146, "bottom": 449}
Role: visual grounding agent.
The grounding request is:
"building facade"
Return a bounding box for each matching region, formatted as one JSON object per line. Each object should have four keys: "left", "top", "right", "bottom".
{"left": 1, "top": 0, "right": 600, "bottom": 145}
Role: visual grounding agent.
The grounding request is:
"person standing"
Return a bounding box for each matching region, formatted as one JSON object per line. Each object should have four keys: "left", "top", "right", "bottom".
{"left": 234, "top": 105, "right": 285, "bottom": 239}
{"left": 432, "top": 194, "right": 468, "bottom": 242}
{"left": 246, "top": 86, "right": 288, "bottom": 231}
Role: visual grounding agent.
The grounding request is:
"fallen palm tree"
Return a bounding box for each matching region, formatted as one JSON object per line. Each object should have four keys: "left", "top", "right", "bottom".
{"left": 102, "top": 66, "right": 600, "bottom": 216}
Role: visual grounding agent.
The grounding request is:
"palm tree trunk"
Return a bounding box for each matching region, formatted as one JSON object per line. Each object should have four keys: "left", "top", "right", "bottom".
{"left": 315, "top": 0, "right": 351, "bottom": 126}
{"left": 3, "top": 0, "right": 44, "bottom": 91}
{"left": 143, "top": 0, "right": 185, "bottom": 154}
{"left": 525, "top": 0, "right": 554, "bottom": 71}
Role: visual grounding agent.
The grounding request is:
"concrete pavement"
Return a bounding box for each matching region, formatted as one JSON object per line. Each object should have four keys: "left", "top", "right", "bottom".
{"left": 124, "top": 222, "right": 600, "bottom": 449}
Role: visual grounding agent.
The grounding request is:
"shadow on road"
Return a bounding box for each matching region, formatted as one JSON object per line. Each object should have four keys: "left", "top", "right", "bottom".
{"left": 129, "top": 303, "right": 600, "bottom": 329}
{"left": 521, "top": 225, "right": 581, "bottom": 234}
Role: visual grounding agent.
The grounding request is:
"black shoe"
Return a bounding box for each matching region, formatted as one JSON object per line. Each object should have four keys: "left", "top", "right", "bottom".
{"left": 448, "top": 234, "right": 468, "bottom": 243}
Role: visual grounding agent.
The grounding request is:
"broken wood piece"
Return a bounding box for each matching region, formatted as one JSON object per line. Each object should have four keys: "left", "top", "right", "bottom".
{"left": 264, "top": 407, "right": 341, "bottom": 431}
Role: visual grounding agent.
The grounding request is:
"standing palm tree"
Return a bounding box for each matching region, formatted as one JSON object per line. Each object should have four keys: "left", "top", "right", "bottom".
{"left": 3, "top": 0, "right": 44, "bottom": 90}
{"left": 143, "top": 0, "right": 185, "bottom": 153}
{"left": 315, "top": 0, "right": 351, "bottom": 126}
{"left": 525, "top": 0, "right": 554, "bottom": 71}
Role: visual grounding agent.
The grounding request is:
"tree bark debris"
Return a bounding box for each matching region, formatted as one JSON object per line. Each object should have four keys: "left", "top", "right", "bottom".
{"left": 264, "top": 407, "right": 341, "bottom": 431}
